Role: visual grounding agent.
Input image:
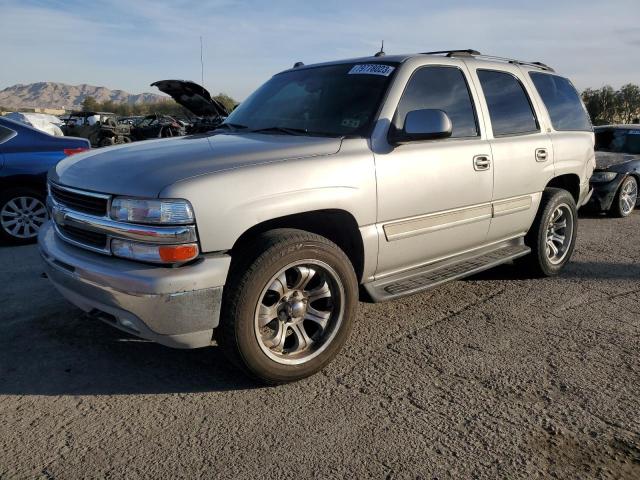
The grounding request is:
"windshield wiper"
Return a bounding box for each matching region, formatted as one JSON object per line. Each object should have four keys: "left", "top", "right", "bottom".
{"left": 248, "top": 126, "right": 344, "bottom": 137}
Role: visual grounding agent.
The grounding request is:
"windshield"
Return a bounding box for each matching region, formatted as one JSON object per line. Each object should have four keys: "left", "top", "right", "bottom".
{"left": 224, "top": 62, "right": 398, "bottom": 137}
{"left": 595, "top": 128, "right": 640, "bottom": 154}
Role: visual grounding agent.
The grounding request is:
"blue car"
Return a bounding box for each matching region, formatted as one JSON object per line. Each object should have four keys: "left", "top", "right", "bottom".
{"left": 0, "top": 117, "right": 90, "bottom": 244}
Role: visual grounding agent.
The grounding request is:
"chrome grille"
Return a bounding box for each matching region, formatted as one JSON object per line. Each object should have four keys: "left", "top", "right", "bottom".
{"left": 50, "top": 183, "right": 109, "bottom": 217}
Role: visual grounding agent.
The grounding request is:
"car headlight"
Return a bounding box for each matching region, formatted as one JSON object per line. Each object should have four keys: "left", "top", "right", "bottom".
{"left": 111, "top": 239, "right": 199, "bottom": 264}
{"left": 590, "top": 171, "right": 618, "bottom": 183}
{"left": 110, "top": 197, "right": 194, "bottom": 224}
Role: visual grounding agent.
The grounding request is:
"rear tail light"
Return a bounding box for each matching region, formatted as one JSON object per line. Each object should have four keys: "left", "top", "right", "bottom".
{"left": 63, "top": 147, "right": 89, "bottom": 156}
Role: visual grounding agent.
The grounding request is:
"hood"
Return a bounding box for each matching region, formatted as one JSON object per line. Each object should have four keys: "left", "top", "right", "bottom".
{"left": 151, "top": 80, "right": 229, "bottom": 118}
{"left": 51, "top": 132, "right": 342, "bottom": 197}
{"left": 595, "top": 151, "right": 640, "bottom": 170}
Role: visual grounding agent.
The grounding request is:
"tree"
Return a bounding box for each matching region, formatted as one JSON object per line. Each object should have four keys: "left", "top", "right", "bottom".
{"left": 581, "top": 85, "right": 640, "bottom": 125}
{"left": 81, "top": 96, "right": 99, "bottom": 112}
{"left": 213, "top": 93, "right": 237, "bottom": 112}
{"left": 616, "top": 84, "right": 640, "bottom": 124}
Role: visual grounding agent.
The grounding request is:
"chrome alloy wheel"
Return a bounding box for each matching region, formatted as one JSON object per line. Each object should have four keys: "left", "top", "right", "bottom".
{"left": 545, "top": 203, "right": 574, "bottom": 265}
{"left": 0, "top": 196, "right": 48, "bottom": 239}
{"left": 254, "top": 260, "right": 345, "bottom": 365}
{"left": 620, "top": 177, "right": 638, "bottom": 216}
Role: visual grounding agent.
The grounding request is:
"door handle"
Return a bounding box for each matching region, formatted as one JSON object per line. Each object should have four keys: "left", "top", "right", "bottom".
{"left": 536, "top": 148, "right": 548, "bottom": 162}
{"left": 473, "top": 155, "right": 491, "bottom": 171}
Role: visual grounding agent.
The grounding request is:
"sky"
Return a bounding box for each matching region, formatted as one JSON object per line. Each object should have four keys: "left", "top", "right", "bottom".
{"left": 1, "top": 0, "right": 639, "bottom": 100}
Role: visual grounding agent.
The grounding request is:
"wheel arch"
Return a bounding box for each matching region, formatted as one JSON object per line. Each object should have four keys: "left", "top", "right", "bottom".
{"left": 545, "top": 174, "right": 581, "bottom": 203}
{"left": 230, "top": 209, "right": 366, "bottom": 282}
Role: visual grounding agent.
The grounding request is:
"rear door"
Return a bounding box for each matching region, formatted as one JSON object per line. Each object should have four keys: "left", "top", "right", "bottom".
{"left": 527, "top": 71, "right": 595, "bottom": 205}
{"left": 468, "top": 64, "right": 554, "bottom": 242}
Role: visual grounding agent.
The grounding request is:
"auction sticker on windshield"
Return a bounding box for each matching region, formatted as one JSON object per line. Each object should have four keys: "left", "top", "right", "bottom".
{"left": 348, "top": 64, "right": 395, "bottom": 76}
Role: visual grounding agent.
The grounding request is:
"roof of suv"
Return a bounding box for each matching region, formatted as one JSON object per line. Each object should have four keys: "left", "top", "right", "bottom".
{"left": 283, "top": 50, "right": 555, "bottom": 74}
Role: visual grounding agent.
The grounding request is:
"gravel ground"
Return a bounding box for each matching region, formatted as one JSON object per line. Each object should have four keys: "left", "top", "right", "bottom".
{"left": 0, "top": 212, "right": 639, "bottom": 479}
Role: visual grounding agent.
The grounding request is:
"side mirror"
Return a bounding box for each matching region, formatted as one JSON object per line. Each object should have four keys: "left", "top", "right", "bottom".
{"left": 389, "top": 109, "right": 453, "bottom": 144}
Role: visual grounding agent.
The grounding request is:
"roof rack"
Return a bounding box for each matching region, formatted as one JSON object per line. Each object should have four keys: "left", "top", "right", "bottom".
{"left": 421, "top": 50, "right": 555, "bottom": 72}
{"left": 422, "top": 49, "right": 480, "bottom": 57}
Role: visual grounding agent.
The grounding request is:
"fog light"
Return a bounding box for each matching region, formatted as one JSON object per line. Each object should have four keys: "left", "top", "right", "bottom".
{"left": 111, "top": 239, "right": 199, "bottom": 264}
{"left": 118, "top": 318, "right": 139, "bottom": 332}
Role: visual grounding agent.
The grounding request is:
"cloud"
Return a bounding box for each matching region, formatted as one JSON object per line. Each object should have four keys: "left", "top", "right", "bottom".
{"left": 1, "top": 0, "right": 638, "bottom": 98}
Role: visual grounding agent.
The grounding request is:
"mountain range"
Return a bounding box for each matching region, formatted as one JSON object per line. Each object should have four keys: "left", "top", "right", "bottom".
{"left": 0, "top": 82, "right": 167, "bottom": 110}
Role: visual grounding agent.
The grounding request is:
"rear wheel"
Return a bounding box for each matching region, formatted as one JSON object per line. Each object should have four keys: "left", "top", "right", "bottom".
{"left": 609, "top": 175, "right": 638, "bottom": 218}
{"left": 218, "top": 229, "right": 358, "bottom": 384}
{"left": 520, "top": 188, "right": 578, "bottom": 277}
{"left": 0, "top": 188, "right": 48, "bottom": 245}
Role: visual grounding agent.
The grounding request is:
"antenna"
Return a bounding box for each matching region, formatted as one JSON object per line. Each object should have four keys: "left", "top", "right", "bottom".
{"left": 200, "top": 36, "right": 205, "bottom": 86}
{"left": 374, "top": 40, "right": 385, "bottom": 57}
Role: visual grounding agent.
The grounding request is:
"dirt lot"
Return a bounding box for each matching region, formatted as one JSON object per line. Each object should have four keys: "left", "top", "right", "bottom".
{"left": 0, "top": 212, "right": 639, "bottom": 479}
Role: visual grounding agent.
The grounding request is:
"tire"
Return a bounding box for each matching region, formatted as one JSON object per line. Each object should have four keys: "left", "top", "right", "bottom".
{"left": 218, "top": 229, "right": 358, "bottom": 384}
{"left": 609, "top": 175, "right": 638, "bottom": 218}
{"left": 520, "top": 188, "right": 578, "bottom": 277}
{"left": 0, "top": 187, "right": 48, "bottom": 245}
{"left": 99, "top": 137, "right": 115, "bottom": 148}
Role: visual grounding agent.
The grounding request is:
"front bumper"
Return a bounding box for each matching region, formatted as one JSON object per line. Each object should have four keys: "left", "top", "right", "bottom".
{"left": 588, "top": 176, "right": 625, "bottom": 211}
{"left": 38, "top": 221, "right": 231, "bottom": 349}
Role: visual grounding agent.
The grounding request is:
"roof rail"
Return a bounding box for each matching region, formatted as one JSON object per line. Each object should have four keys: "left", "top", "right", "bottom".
{"left": 421, "top": 49, "right": 481, "bottom": 57}
{"left": 421, "top": 50, "right": 555, "bottom": 72}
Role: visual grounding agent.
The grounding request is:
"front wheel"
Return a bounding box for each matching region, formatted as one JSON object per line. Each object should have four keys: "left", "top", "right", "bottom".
{"left": 609, "top": 175, "right": 638, "bottom": 218}
{"left": 218, "top": 229, "right": 358, "bottom": 384}
{"left": 520, "top": 188, "right": 578, "bottom": 277}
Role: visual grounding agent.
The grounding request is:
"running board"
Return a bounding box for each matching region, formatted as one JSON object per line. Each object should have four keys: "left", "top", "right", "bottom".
{"left": 365, "top": 238, "right": 530, "bottom": 302}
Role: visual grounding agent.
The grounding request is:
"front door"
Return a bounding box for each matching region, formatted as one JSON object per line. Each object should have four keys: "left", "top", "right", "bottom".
{"left": 373, "top": 64, "right": 493, "bottom": 278}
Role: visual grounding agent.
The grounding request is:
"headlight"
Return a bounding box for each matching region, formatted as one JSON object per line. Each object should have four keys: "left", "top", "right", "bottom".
{"left": 111, "top": 239, "right": 199, "bottom": 264}
{"left": 110, "top": 197, "right": 194, "bottom": 224}
{"left": 590, "top": 171, "right": 618, "bottom": 183}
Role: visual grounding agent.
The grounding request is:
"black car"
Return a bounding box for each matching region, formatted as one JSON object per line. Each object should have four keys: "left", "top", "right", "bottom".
{"left": 0, "top": 118, "right": 90, "bottom": 243}
{"left": 589, "top": 125, "right": 640, "bottom": 217}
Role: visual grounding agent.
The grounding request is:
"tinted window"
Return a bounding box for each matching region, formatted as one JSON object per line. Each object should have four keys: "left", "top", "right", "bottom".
{"left": 595, "top": 128, "right": 640, "bottom": 154}
{"left": 477, "top": 70, "right": 538, "bottom": 136}
{"left": 0, "top": 125, "right": 17, "bottom": 144}
{"left": 395, "top": 66, "right": 478, "bottom": 138}
{"left": 529, "top": 72, "right": 592, "bottom": 131}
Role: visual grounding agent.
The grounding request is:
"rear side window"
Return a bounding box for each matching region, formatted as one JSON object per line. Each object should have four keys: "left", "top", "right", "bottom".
{"left": 529, "top": 72, "right": 592, "bottom": 132}
{"left": 477, "top": 70, "right": 539, "bottom": 136}
{"left": 395, "top": 66, "right": 478, "bottom": 138}
{"left": 0, "top": 125, "right": 17, "bottom": 144}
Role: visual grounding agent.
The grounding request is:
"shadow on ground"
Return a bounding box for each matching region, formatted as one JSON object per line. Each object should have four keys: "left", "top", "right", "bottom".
{"left": 468, "top": 260, "right": 640, "bottom": 282}
{"left": 0, "top": 310, "right": 262, "bottom": 396}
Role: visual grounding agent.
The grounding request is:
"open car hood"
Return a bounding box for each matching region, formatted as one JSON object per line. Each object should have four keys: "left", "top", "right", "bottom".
{"left": 151, "top": 79, "right": 230, "bottom": 118}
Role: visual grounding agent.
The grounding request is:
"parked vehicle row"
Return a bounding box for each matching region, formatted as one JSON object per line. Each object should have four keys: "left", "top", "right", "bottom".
{"left": 38, "top": 49, "right": 600, "bottom": 384}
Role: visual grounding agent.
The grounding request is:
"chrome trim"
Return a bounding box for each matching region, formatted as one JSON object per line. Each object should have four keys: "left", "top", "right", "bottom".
{"left": 384, "top": 203, "right": 493, "bottom": 241}
{"left": 52, "top": 202, "right": 197, "bottom": 245}
{"left": 492, "top": 195, "right": 533, "bottom": 218}
{"left": 49, "top": 182, "right": 112, "bottom": 201}
{"left": 383, "top": 194, "right": 535, "bottom": 242}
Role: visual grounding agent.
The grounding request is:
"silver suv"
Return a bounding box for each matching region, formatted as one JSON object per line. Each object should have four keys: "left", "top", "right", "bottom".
{"left": 39, "top": 50, "right": 595, "bottom": 383}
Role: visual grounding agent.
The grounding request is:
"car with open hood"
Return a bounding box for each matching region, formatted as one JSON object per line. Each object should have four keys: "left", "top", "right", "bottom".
{"left": 39, "top": 50, "right": 594, "bottom": 384}
{"left": 151, "top": 79, "right": 230, "bottom": 133}
{"left": 588, "top": 125, "right": 640, "bottom": 217}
